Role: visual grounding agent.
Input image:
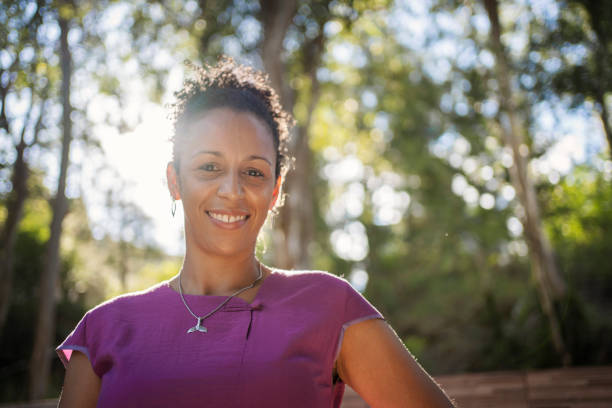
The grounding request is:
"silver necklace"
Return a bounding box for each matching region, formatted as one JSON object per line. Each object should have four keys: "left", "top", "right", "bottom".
{"left": 178, "top": 263, "right": 263, "bottom": 334}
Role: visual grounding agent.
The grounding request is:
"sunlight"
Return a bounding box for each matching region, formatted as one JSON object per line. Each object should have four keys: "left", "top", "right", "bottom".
{"left": 330, "top": 221, "right": 369, "bottom": 261}
{"left": 100, "top": 104, "right": 184, "bottom": 255}
{"left": 321, "top": 154, "right": 364, "bottom": 185}
{"left": 372, "top": 184, "right": 410, "bottom": 226}
{"left": 451, "top": 174, "right": 468, "bottom": 196}
{"left": 349, "top": 267, "right": 369, "bottom": 293}
{"left": 501, "top": 184, "right": 516, "bottom": 201}
{"left": 507, "top": 216, "right": 523, "bottom": 237}
{"left": 325, "top": 182, "right": 365, "bottom": 225}
{"left": 479, "top": 193, "right": 495, "bottom": 210}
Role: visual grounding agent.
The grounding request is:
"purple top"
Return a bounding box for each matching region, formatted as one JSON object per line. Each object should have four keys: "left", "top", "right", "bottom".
{"left": 57, "top": 270, "right": 383, "bottom": 407}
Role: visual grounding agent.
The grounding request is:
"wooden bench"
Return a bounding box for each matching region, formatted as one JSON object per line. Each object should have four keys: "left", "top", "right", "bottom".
{"left": 341, "top": 365, "right": 612, "bottom": 408}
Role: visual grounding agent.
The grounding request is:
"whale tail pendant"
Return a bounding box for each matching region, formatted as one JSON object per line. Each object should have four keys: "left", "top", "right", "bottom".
{"left": 187, "top": 317, "right": 207, "bottom": 333}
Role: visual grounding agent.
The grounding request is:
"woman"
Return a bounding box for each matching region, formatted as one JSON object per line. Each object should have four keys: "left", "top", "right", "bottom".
{"left": 57, "top": 58, "right": 455, "bottom": 407}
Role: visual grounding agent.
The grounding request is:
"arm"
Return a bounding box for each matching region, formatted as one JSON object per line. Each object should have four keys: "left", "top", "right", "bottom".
{"left": 58, "top": 350, "right": 101, "bottom": 408}
{"left": 336, "top": 319, "right": 455, "bottom": 408}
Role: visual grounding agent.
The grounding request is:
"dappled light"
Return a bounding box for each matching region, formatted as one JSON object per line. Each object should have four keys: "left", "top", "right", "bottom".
{"left": 1, "top": 0, "right": 612, "bottom": 405}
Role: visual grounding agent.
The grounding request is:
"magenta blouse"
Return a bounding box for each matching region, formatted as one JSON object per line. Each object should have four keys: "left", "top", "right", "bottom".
{"left": 57, "top": 270, "right": 383, "bottom": 407}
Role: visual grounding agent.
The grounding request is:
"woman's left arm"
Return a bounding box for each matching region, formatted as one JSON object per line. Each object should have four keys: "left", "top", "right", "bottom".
{"left": 336, "top": 318, "right": 455, "bottom": 407}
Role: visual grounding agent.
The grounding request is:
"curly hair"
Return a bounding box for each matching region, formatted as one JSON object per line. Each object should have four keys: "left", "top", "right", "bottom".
{"left": 169, "top": 57, "right": 294, "bottom": 180}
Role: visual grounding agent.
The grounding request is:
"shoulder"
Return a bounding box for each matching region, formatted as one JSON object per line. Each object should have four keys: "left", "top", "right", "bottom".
{"left": 270, "top": 269, "right": 347, "bottom": 282}
{"left": 270, "top": 269, "right": 351, "bottom": 292}
{"left": 266, "top": 268, "right": 383, "bottom": 331}
{"left": 266, "top": 269, "right": 359, "bottom": 310}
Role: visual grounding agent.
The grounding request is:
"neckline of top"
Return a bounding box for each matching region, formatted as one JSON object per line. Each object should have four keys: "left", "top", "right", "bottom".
{"left": 162, "top": 268, "right": 279, "bottom": 306}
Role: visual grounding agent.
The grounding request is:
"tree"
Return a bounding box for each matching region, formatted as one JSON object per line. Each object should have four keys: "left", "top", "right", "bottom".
{"left": 0, "top": 0, "right": 52, "bottom": 337}
{"left": 28, "top": 5, "right": 74, "bottom": 399}
{"left": 103, "top": 183, "right": 156, "bottom": 291}
{"left": 304, "top": 0, "right": 610, "bottom": 373}
{"left": 541, "top": 166, "right": 612, "bottom": 365}
{"left": 304, "top": 7, "right": 533, "bottom": 372}
{"left": 527, "top": 0, "right": 612, "bottom": 154}
{"left": 482, "top": 0, "right": 570, "bottom": 365}
{"left": 1, "top": 2, "right": 608, "bottom": 399}
{"left": 261, "top": 0, "right": 328, "bottom": 269}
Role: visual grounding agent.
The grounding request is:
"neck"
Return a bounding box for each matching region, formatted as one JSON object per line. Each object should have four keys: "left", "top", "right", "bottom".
{"left": 179, "top": 249, "right": 261, "bottom": 296}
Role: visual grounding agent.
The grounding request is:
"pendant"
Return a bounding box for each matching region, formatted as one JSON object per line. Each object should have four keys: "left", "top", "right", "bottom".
{"left": 187, "top": 317, "right": 207, "bottom": 334}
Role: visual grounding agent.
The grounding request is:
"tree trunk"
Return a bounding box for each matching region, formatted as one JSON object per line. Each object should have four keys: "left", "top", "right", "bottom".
{"left": 595, "top": 90, "right": 612, "bottom": 154}
{"left": 278, "top": 120, "right": 315, "bottom": 268}
{"left": 258, "top": 0, "right": 308, "bottom": 269}
{"left": 592, "top": 46, "right": 612, "bottom": 153}
{"left": 0, "top": 10, "right": 47, "bottom": 328}
{"left": 482, "top": 0, "right": 571, "bottom": 366}
{"left": 259, "top": 0, "right": 331, "bottom": 269}
{"left": 0, "top": 130, "right": 30, "bottom": 336}
{"left": 280, "top": 32, "right": 326, "bottom": 269}
{"left": 259, "top": 0, "right": 297, "bottom": 109}
{"left": 0, "top": 88, "right": 46, "bottom": 336}
{"left": 28, "top": 16, "right": 73, "bottom": 400}
{"left": 581, "top": 0, "right": 612, "bottom": 155}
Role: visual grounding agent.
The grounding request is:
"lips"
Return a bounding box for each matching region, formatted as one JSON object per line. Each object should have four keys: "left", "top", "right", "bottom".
{"left": 206, "top": 211, "right": 249, "bottom": 224}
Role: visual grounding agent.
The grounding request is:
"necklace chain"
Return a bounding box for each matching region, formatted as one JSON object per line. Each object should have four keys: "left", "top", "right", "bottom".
{"left": 178, "top": 262, "right": 263, "bottom": 332}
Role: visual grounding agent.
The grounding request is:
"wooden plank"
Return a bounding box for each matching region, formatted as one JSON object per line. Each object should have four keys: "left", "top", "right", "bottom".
{"left": 0, "top": 401, "right": 57, "bottom": 408}
{"left": 437, "top": 370, "right": 528, "bottom": 404}
{"left": 341, "top": 386, "right": 370, "bottom": 408}
{"left": 527, "top": 366, "right": 612, "bottom": 405}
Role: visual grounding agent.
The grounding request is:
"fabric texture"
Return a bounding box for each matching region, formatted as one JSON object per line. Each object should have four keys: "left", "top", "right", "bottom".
{"left": 57, "top": 269, "right": 383, "bottom": 407}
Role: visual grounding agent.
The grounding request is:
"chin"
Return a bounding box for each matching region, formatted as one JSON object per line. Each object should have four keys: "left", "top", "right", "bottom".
{"left": 201, "top": 240, "right": 255, "bottom": 258}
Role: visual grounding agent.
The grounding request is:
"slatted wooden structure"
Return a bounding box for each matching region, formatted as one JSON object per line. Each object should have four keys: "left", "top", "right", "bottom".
{"left": 0, "top": 401, "right": 56, "bottom": 408}
{"left": 341, "top": 365, "right": 612, "bottom": 408}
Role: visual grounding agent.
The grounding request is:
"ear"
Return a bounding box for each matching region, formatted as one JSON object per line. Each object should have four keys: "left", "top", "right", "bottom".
{"left": 269, "top": 176, "right": 282, "bottom": 210}
{"left": 166, "top": 162, "right": 181, "bottom": 200}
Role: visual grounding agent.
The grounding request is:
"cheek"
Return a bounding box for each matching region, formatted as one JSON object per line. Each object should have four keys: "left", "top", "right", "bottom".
{"left": 178, "top": 175, "right": 210, "bottom": 201}
{"left": 247, "top": 185, "right": 276, "bottom": 207}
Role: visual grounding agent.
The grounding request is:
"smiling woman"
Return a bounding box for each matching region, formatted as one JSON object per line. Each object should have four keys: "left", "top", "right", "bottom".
{"left": 168, "top": 109, "right": 280, "bottom": 258}
{"left": 55, "top": 57, "right": 455, "bottom": 407}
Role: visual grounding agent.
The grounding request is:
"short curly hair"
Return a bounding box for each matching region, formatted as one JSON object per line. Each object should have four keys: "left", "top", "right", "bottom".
{"left": 169, "top": 57, "right": 294, "bottom": 180}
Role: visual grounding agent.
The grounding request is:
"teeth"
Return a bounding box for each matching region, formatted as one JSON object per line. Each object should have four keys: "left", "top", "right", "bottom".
{"left": 208, "top": 212, "right": 247, "bottom": 223}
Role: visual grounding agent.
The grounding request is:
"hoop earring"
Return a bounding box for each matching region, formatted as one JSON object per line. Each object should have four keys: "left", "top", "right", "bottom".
{"left": 171, "top": 200, "right": 176, "bottom": 217}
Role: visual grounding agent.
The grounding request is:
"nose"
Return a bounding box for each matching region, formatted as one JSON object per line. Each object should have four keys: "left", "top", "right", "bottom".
{"left": 217, "top": 171, "right": 244, "bottom": 199}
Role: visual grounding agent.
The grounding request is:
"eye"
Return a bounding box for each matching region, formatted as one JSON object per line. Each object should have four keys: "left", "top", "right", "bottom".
{"left": 245, "top": 168, "right": 264, "bottom": 177}
{"left": 199, "top": 163, "right": 219, "bottom": 172}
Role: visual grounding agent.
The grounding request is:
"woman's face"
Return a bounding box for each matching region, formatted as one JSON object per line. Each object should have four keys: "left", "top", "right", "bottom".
{"left": 167, "top": 107, "right": 279, "bottom": 257}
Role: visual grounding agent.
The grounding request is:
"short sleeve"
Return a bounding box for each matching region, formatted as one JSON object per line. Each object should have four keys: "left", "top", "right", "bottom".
{"left": 56, "top": 312, "right": 92, "bottom": 369}
{"left": 333, "top": 279, "right": 384, "bottom": 362}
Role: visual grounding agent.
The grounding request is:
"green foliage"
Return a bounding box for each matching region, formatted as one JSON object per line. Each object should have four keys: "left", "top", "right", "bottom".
{"left": 542, "top": 166, "right": 612, "bottom": 364}
{"left": 526, "top": 0, "right": 612, "bottom": 150}
{"left": 0, "top": 196, "right": 85, "bottom": 401}
{"left": 2, "top": 1, "right": 612, "bottom": 402}
{"left": 309, "top": 1, "right": 612, "bottom": 375}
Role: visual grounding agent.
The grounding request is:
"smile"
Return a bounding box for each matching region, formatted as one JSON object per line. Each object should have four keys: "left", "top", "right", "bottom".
{"left": 206, "top": 211, "right": 249, "bottom": 224}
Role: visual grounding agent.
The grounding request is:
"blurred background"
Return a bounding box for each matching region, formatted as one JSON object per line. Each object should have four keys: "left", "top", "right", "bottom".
{"left": 1, "top": 0, "right": 611, "bottom": 403}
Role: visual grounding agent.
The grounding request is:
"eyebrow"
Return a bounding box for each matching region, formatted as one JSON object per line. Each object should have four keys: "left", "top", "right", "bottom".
{"left": 192, "top": 150, "right": 273, "bottom": 166}
{"left": 248, "top": 155, "right": 273, "bottom": 166}
{"left": 192, "top": 150, "right": 222, "bottom": 158}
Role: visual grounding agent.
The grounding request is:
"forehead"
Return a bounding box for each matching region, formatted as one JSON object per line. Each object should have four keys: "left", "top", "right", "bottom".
{"left": 181, "top": 108, "right": 276, "bottom": 158}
